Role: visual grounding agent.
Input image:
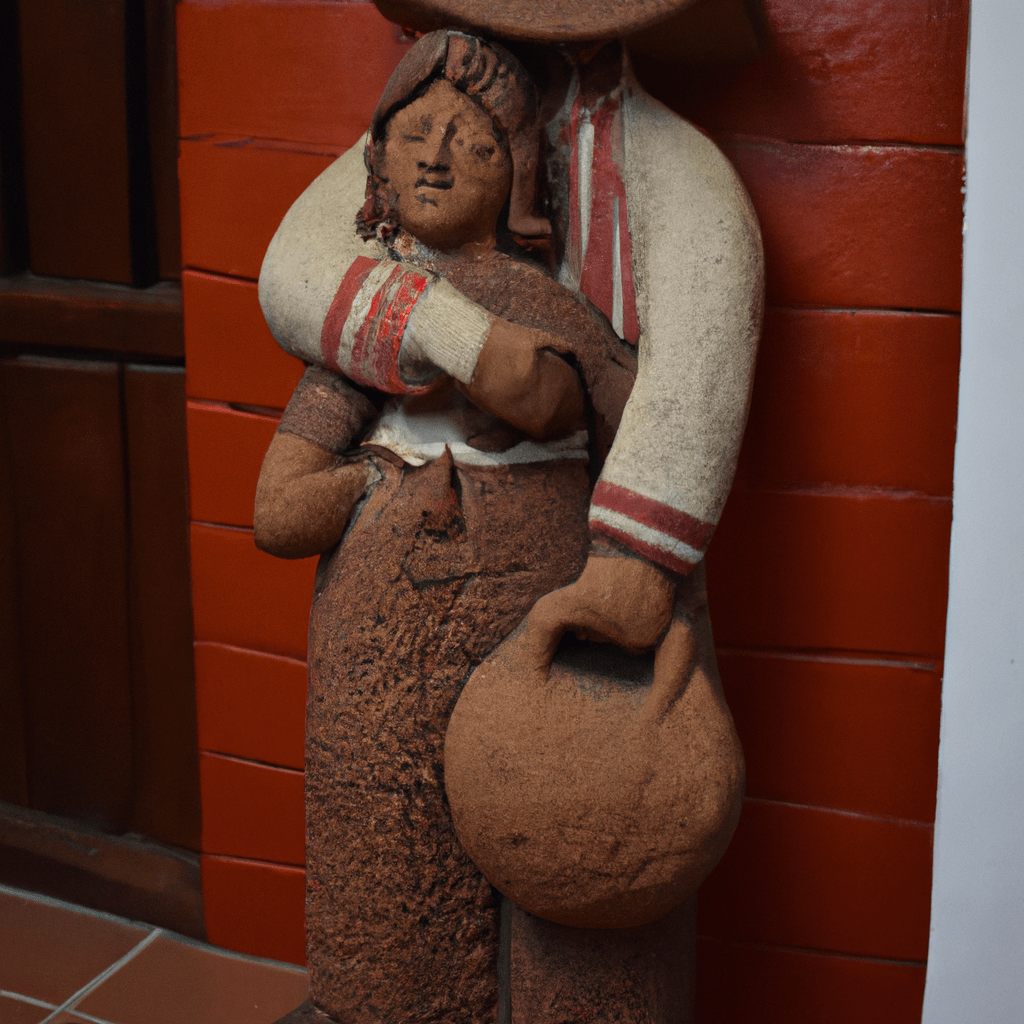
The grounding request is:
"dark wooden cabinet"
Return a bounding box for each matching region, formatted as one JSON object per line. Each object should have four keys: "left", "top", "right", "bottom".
{"left": 0, "top": 0, "right": 202, "bottom": 931}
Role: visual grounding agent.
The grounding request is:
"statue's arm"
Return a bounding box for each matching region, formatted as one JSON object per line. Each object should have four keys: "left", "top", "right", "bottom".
{"left": 527, "top": 95, "right": 764, "bottom": 653}
{"left": 254, "top": 366, "right": 380, "bottom": 559}
{"left": 592, "top": 97, "right": 763, "bottom": 571}
{"left": 259, "top": 140, "right": 582, "bottom": 438}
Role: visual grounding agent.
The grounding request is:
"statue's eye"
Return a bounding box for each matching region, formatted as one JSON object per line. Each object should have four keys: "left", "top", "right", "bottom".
{"left": 402, "top": 134, "right": 426, "bottom": 143}
{"left": 470, "top": 144, "right": 495, "bottom": 161}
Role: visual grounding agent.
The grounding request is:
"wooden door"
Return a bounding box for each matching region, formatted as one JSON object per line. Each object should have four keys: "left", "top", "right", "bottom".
{"left": 0, "top": 0, "right": 202, "bottom": 933}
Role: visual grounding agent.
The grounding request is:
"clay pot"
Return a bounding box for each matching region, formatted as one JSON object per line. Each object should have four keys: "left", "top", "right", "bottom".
{"left": 444, "top": 602, "right": 744, "bottom": 929}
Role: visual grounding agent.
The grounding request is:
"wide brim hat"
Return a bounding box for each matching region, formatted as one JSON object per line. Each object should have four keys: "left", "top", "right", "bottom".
{"left": 373, "top": 0, "right": 705, "bottom": 43}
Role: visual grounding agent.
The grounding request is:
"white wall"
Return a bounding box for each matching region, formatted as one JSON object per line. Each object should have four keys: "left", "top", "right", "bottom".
{"left": 921, "top": 3, "right": 1024, "bottom": 1021}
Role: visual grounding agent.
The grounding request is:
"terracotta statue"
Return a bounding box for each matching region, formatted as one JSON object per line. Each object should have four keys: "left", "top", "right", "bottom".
{"left": 255, "top": 3, "right": 763, "bottom": 1021}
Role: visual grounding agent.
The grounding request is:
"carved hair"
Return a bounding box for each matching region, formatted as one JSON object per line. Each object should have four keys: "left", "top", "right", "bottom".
{"left": 358, "top": 30, "right": 550, "bottom": 241}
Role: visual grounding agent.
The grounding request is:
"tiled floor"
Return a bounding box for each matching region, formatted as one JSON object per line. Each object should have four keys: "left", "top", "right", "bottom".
{"left": 0, "top": 884, "right": 309, "bottom": 1024}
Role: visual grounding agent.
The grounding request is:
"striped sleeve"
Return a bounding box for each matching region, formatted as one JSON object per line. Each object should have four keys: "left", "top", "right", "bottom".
{"left": 320, "top": 257, "right": 495, "bottom": 393}
{"left": 589, "top": 480, "right": 716, "bottom": 577}
{"left": 319, "top": 256, "right": 434, "bottom": 394}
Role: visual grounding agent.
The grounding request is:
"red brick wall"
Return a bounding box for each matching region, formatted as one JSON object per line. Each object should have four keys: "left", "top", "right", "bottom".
{"left": 177, "top": 1, "right": 966, "bottom": 1017}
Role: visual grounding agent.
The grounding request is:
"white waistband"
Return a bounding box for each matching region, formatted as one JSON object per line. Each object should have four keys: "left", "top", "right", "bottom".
{"left": 365, "top": 400, "right": 588, "bottom": 468}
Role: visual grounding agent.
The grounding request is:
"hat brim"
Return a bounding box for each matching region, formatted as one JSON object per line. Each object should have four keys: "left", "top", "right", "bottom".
{"left": 374, "top": 0, "right": 704, "bottom": 43}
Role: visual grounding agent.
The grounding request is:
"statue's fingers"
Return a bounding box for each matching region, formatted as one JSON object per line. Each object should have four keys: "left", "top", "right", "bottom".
{"left": 653, "top": 615, "right": 697, "bottom": 691}
{"left": 518, "top": 586, "right": 583, "bottom": 670}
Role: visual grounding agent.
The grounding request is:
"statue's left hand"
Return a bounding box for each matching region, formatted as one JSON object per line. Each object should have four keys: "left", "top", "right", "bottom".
{"left": 519, "top": 545, "right": 677, "bottom": 671}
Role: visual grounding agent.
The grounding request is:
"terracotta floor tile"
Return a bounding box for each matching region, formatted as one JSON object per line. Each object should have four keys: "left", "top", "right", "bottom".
{"left": 74, "top": 933, "right": 308, "bottom": 1024}
{"left": 0, "top": 994, "right": 55, "bottom": 1024}
{"left": 0, "top": 887, "right": 150, "bottom": 1006}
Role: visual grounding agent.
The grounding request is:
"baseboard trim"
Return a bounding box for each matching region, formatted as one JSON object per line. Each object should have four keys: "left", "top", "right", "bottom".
{"left": 0, "top": 800, "right": 205, "bottom": 939}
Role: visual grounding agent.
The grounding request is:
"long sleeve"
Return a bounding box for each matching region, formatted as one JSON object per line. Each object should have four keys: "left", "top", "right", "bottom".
{"left": 259, "top": 142, "right": 494, "bottom": 394}
{"left": 587, "top": 90, "right": 763, "bottom": 576}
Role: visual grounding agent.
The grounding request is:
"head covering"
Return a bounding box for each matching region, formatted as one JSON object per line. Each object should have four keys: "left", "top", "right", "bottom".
{"left": 373, "top": 0, "right": 703, "bottom": 44}
{"left": 361, "top": 30, "right": 550, "bottom": 240}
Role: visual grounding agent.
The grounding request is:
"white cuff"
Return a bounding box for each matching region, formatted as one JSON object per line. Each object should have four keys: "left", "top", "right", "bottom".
{"left": 403, "top": 278, "right": 493, "bottom": 385}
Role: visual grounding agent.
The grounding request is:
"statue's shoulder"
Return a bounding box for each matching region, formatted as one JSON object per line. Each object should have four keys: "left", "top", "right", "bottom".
{"left": 621, "top": 88, "right": 755, "bottom": 226}
{"left": 442, "top": 250, "right": 589, "bottom": 330}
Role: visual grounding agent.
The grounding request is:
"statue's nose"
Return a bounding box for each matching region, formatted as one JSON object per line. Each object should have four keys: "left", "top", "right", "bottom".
{"left": 419, "top": 124, "right": 456, "bottom": 170}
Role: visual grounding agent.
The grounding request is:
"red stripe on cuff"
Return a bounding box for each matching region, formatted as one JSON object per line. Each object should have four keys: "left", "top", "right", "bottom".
{"left": 370, "top": 269, "right": 429, "bottom": 392}
{"left": 351, "top": 264, "right": 403, "bottom": 385}
{"left": 320, "top": 256, "right": 378, "bottom": 372}
{"left": 591, "top": 480, "right": 716, "bottom": 552}
{"left": 590, "top": 520, "right": 698, "bottom": 577}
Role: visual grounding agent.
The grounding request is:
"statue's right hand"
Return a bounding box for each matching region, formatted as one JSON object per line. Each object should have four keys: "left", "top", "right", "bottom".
{"left": 518, "top": 550, "right": 677, "bottom": 674}
{"left": 254, "top": 433, "right": 372, "bottom": 559}
{"left": 457, "top": 317, "right": 584, "bottom": 440}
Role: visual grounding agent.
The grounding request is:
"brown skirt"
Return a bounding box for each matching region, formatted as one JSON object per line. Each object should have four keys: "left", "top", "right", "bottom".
{"left": 303, "top": 449, "right": 591, "bottom": 1024}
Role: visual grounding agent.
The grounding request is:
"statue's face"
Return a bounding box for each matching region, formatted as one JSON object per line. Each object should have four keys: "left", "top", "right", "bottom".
{"left": 381, "top": 79, "right": 512, "bottom": 252}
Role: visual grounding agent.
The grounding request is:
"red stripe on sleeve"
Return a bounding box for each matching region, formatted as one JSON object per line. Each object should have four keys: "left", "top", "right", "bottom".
{"left": 320, "top": 256, "right": 378, "bottom": 372}
{"left": 580, "top": 103, "right": 616, "bottom": 329}
{"left": 590, "top": 520, "right": 699, "bottom": 577}
{"left": 591, "top": 480, "right": 716, "bottom": 553}
{"left": 578, "top": 97, "right": 641, "bottom": 347}
{"left": 350, "top": 264, "right": 403, "bottom": 385}
{"left": 370, "top": 269, "right": 429, "bottom": 392}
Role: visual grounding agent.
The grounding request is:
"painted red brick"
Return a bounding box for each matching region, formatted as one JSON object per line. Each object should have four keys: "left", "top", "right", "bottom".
{"left": 195, "top": 642, "right": 306, "bottom": 770}
{"left": 187, "top": 401, "right": 279, "bottom": 529}
{"left": 201, "top": 854, "right": 306, "bottom": 966}
{"left": 177, "top": 0, "right": 409, "bottom": 146}
{"left": 190, "top": 523, "right": 315, "bottom": 659}
{"left": 738, "top": 308, "right": 960, "bottom": 496}
{"left": 696, "top": 938, "right": 926, "bottom": 1024}
{"left": 643, "top": 0, "right": 968, "bottom": 146}
{"left": 698, "top": 799, "right": 933, "bottom": 961}
{"left": 725, "top": 141, "right": 964, "bottom": 311}
{"left": 706, "top": 489, "right": 952, "bottom": 657}
{"left": 200, "top": 752, "right": 305, "bottom": 865}
{"left": 718, "top": 652, "right": 941, "bottom": 822}
{"left": 184, "top": 270, "right": 304, "bottom": 409}
{"left": 179, "top": 138, "right": 337, "bottom": 279}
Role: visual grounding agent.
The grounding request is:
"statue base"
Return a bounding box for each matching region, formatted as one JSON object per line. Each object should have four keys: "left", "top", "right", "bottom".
{"left": 273, "top": 895, "right": 696, "bottom": 1024}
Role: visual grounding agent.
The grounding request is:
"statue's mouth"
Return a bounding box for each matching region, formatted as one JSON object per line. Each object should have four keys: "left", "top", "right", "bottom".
{"left": 415, "top": 177, "right": 454, "bottom": 190}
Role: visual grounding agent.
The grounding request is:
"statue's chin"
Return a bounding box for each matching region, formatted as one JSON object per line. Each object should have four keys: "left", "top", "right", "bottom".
{"left": 369, "top": 0, "right": 704, "bottom": 44}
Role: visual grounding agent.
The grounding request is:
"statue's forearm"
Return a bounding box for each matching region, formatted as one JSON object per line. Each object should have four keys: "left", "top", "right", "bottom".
{"left": 254, "top": 365, "right": 380, "bottom": 559}
{"left": 255, "top": 433, "right": 371, "bottom": 559}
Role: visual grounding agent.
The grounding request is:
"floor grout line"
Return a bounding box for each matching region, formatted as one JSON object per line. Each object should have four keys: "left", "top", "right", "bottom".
{"left": 0, "top": 989, "right": 58, "bottom": 1009}
{"left": 0, "top": 990, "right": 119, "bottom": 1024}
{"left": 0, "top": 882, "right": 306, "bottom": 974}
{"left": 37, "top": 928, "right": 164, "bottom": 1024}
{"left": 0, "top": 883, "right": 155, "bottom": 932}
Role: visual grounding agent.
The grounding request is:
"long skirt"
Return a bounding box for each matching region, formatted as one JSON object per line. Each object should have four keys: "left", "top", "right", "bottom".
{"left": 303, "top": 449, "right": 592, "bottom": 1024}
